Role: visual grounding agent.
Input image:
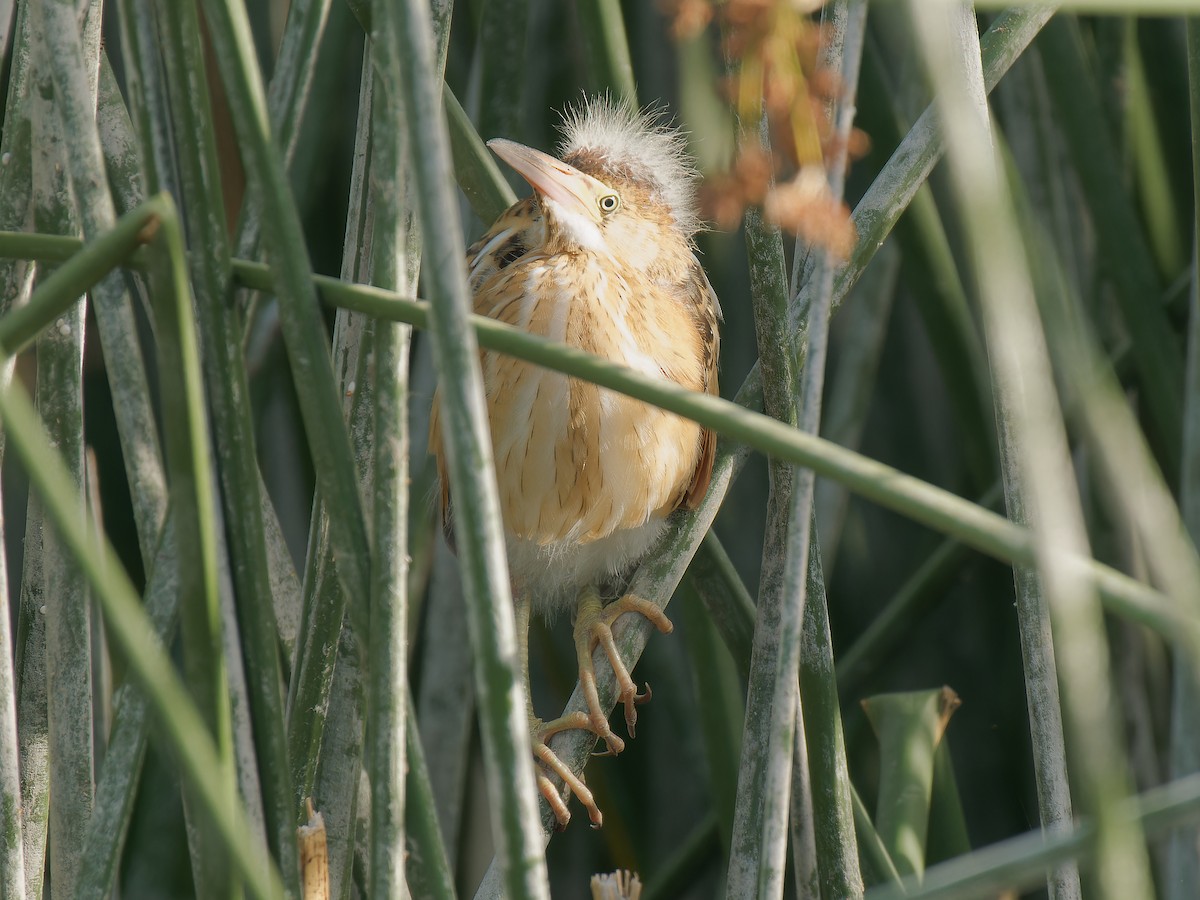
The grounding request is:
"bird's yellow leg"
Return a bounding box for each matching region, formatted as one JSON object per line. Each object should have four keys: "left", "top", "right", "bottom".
{"left": 515, "top": 591, "right": 536, "bottom": 723}
{"left": 573, "top": 586, "right": 674, "bottom": 744}
{"left": 516, "top": 592, "right": 605, "bottom": 829}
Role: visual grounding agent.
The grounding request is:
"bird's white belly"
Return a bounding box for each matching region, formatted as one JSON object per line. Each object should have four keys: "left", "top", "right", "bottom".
{"left": 507, "top": 515, "right": 669, "bottom": 613}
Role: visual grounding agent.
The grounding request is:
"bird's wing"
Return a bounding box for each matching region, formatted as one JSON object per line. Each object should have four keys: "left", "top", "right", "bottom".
{"left": 431, "top": 198, "right": 543, "bottom": 549}
{"left": 466, "top": 197, "right": 542, "bottom": 292}
{"left": 682, "top": 257, "right": 721, "bottom": 510}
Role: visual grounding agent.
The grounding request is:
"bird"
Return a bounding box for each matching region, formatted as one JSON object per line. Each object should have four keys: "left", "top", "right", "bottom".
{"left": 429, "top": 96, "right": 721, "bottom": 829}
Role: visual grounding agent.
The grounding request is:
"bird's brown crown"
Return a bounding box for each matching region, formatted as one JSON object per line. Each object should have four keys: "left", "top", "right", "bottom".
{"left": 557, "top": 97, "right": 701, "bottom": 240}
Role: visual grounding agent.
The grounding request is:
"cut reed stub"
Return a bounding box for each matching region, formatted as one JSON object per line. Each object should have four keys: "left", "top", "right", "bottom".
{"left": 298, "top": 798, "right": 330, "bottom": 900}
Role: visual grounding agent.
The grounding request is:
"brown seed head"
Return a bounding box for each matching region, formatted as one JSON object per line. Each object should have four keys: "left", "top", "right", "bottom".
{"left": 764, "top": 166, "right": 856, "bottom": 260}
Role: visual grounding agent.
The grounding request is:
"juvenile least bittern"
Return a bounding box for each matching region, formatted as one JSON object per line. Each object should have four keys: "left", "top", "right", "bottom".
{"left": 430, "top": 98, "right": 721, "bottom": 829}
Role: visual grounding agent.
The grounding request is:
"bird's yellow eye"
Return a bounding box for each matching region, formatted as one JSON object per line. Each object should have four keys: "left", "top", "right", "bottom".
{"left": 598, "top": 193, "right": 620, "bottom": 214}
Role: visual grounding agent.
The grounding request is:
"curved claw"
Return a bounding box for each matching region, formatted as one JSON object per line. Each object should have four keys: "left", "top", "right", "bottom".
{"left": 621, "top": 681, "right": 654, "bottom": 738}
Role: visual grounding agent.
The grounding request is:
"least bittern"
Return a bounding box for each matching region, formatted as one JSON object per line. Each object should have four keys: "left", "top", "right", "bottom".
{"left": 430, "top": 98, "right": 721, "bottom": 829}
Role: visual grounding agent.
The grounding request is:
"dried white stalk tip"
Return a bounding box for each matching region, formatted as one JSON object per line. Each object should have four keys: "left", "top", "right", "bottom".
{"left": 589, "top": 869, "right": 642, "bottom": 900}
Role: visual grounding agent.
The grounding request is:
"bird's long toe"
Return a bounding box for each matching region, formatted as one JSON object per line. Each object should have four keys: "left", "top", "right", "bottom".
{"left": 535, "top": 770, "right": 574, "bottom": 831}
{"left": 531, "top": 716, "right": 604, "bottom": 829}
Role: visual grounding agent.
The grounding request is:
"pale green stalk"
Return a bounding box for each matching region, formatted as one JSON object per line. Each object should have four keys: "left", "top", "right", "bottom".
{"left": 793, "top": 8, "right": 866, "bottom": 896}
{"left": 991, "top": 73, "right": 1086, "bottom": 823}
{"left": 860, "top": 33, "right": 995, "bottom": 489}
{"left": 367, "top": 303, "right": 410, "bottom": 895}
{"left": 287, "top": 48, "right": 374, "bottom": 838}
{"left": 415, "top": 540, "right": 474, "bottom": 867}
{"left": 1012, "top": 125, "right": 1200, "bottom": 891}
{"left": 716, "top": 64, "right": 802, "bottom": 900}
{"left": 730, "top": 5, "right": 866, "bottom": 890}
{"left": 28, "top": 6, "right": 96, "bottom": 891}
{"left": 1001, "top": 87, "right": 1200, "bottom": 900}
{"left": 100, "top": 12, "right": 246, "bottom": 897}
{"left": 236, "top": 0, "right": 333, "bottom": 353}
{"left": 964, "top": 31, "right": 1084, "bottom": 900}
{"left": 1170, "top": 18, "right": 1200, "bottom": 896}
{"left": 113, "top": 0, "right": 173, "bottom": 198}
{"left": 992, "top": 50, "right": 1087, "bottom": 298}
{"left": 198, "top": 0, "right": 372, "bottom": 639}
{"left": 260, "top": 491, "right": 303, "bottom": 661}
{"left": 146, "top": 207, "right": 241, "bottom": 899}
{"left": 790, "top": 695, "right": 819, "bottom": 898}
{"left": 973, "top": 0, "right": 1200, "bottom": 13}
{"left": 1022, "top": 150, "right": 1200, "bottom": 868}
{"left": 74, "top": 516, "right": 182, "bottom": 900}
{"left": 0, "top": 8, "right": 35, "bottom": 889}
{"left": 0, "top": 402, "right": 19, "bottom": 900}
{"left": 0, "top": 94, "right": 21, "bottom": 887}
{"left": 310, "top": 622, "right": 365, "bottom": 900}
{"left": 286, "top": 32, "right": 399, "bottom": 900}
{"left": 867, "top": 773, "right": 1200, "bottom": 900}
{"left": 293, "top": 11, "right": 451, "bottom": 895}
{"left": 81, "top": 212, "right": 166, "bottom": 566}
{"left": 725, "top": 135, "right": 802, "bottom": 898}
{"left": 403, "top": 701, "right": 456, "bottom": 900}
{"left": 797, "top": 532, "right": 860, "bottom": 897}
{"left": 34, "top": 0, "right": 166, "bottom": 559}
{"left": 366, "top": 0, "right": 412, "bottom": 890}
{"left": 390, "top": 0, "right": 549, "bottom": 892}
{"left": 151, "top": 2, "right": 297, "bottom": 888}
{"left": 0, "top": 0, "right": 30, "bottom": 263}
{"left": 232, "top": 0, "right": 331, "bottom": 262}
{"left": 0, "top": 192, "right": 285, "bottom": 900}
{"left": 909, "top": 5, "right": 1152, "bottom": 898}
{"left": 15, "top": 495, "right": 47, "bottom": 900}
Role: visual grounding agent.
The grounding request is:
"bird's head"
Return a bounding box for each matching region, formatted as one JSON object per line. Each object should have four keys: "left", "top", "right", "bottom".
{"left": 487, "top": 98, "right": 699, "bottom": 269}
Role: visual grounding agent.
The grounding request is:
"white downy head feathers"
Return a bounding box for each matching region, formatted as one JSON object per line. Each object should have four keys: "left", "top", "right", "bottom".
{"left": 557, "top": 95, "right": 702, "bottom": 239}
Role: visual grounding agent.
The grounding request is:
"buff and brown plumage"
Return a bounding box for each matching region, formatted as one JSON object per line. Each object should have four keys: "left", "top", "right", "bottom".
{"left": 429, "top": 98, "right": 721, "bottom": 828}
